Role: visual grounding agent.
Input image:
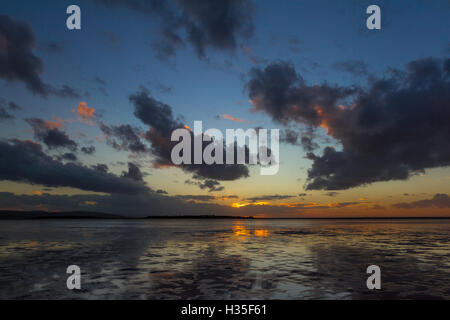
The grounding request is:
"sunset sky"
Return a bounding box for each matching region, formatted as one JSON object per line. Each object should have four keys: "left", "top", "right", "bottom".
{"left": 1, "top": 0, "right": 449, "bottom": 217}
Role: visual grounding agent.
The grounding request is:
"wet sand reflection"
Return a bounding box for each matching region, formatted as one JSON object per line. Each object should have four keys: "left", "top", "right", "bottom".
{"left": 0, "top": 219, "right": 448, "bottom": 299}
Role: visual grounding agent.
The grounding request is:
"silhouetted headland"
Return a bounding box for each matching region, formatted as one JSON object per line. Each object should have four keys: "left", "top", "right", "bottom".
{"left": 0, "top": 210, "right": 448, "bottom": 220}
{"left": 0, "top": 210, "right": 254, "bottom": 220}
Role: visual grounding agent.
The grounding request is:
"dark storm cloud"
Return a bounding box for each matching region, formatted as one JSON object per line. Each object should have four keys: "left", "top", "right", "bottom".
{"left": 81, "top": 145, "right": 96, "bottom": 155}
{"left": 0, "top": 139, "right": 149, "bottom": 194}
{"left": 246, "top": 58, "right": 450, "bottom": 190}
{"left": 60, "top": 152, "right": 78, "bottom": 161}
{"left": 198, "top": 179, "right": 224, "bottom": 192}
{"left": 26, "top": 118, "right": 78, "bottom": 151}
{"left": 0, "top": 15, "right": 47, "bottom": 95}
{"left": 280, "top": 129, "right": 299, "bottom": 145}
{"left": 92, "top": 0, "right": 255, "bottom": 59}
{"left": 300, "top": 135, "right": 319, "bottom": 152}
{"left": 245, "top": 194, "right": 295, "bottom": 202}
{"left": 246, "top": 61, "right": 357, "bottom": 126}
{"left": 130, "top": 89, "right": 250, "bottom": 181}
{"left": 100, "top": 122, "right": 148, "bottom": 153}
{"left": 91, "top": 163, "right": 109, "bottom": 173}
{"left": 0, "top": 15, "right": 82, "bottom": 97}
{"left": 131, "top": 90, "right": 180, "bottom": 137}
{"left": 394, "top": 194, "right": 450, "bottom": 209}
{"left": 177, "top": 0, "right": 255, "bottom": 58}
{"left": 121, "top": 162, "right": 144, "bottom": 182}
{"left": 333, "top": 60, "right": 368, "bottom": 77}
{"left": 184, "top": 178, "right": 225, "bottom": 192}
{"left": 280, "top": 127, "right": 318, "bottom": 152}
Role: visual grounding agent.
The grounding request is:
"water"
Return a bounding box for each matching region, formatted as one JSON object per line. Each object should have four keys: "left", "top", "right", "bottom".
{"left": 0, "top": 219, "right": 449, "bottom": 299}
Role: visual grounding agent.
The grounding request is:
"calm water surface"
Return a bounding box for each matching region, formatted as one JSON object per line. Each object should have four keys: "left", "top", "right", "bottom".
{"left": 0, "top": 219, "right": 449, "bottom": 299}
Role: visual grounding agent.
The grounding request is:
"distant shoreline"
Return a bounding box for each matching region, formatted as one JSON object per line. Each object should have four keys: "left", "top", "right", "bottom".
{"left": 0, "top": 210, "right": 449, "bottom": 220}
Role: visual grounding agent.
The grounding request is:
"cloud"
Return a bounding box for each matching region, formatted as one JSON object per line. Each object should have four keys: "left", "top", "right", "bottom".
{"left": 176, "top": 194, "right": 216, "bottom": 202}
{"left": 0, "top": 98, "right": 22, "bottom": 120}
{"left": 281, "top": 127, "right": 319, "bottom": 152}
{"left": 0, "top": 15, "right": 47, "bottom": 95}
{"left": 0, "top": 106, "right": 14, "bottom": 120}
{"left": 246, "top": 61, "right": 357, "bottom": 126}
{"left": 100, "top": 122, "right": 148, "bottom": 153}
{"left": 231, "top": 200, "right": 361, "bottom": 210}
{"left": 81, "top": 145, "right": 96, "bottom": 155}
{"left": 0, "top": 191, "right": 238, "bottom": 217}
{"left": 74, "top": 102, "right": 96, "bottom": 124}
{"left": 92, "top": 0, "right": 255, "bottom": 59}
{"left": 0, "top": 16, "right": 82, "bottom": 98}
{"left": 60, "top": 152, "right": 78, "bottom": 162}
{"left": 246, "top": 58, "right": 450, "bottom": 190}
{"left": 394, "top": 194, "right": 450, "bottom": 209}
{"left": 91, "top": 163, "right": 109, "bottom": 173}
{"left": 52, "top": 85, "right": 82, "bottom": 99}
{"left": 0, "top": 139, "right": 149, "bottom": 194}
{"left": 219, "top": 114, "right": 247, "bottom": 123}
{"left": 121, "top": 162, "right": 144, "bottom": 182}
{"left": 245, "top": 194, "right": 295, "bottom": 201}
{"left": 184, "top": 178, "right": 224, "bottom": 192}
{"left": 130, "top": 89, "right": 250, "bottom": 181}
{"left": 280, "top": 129, "right": 299, "bottom": 145}
{"left": 198, "top": 179, "right": 224, "bottom": 192}
{"left": 26, "top": 118, "right": 78, "bottom": 151}
{"left": 324, "top": 192, "right": 339, "bottom": 197}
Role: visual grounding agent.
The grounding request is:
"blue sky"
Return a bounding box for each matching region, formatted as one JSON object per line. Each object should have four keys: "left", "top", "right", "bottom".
{"left": 0, "top": 0, "right": 449, "bottom": 217}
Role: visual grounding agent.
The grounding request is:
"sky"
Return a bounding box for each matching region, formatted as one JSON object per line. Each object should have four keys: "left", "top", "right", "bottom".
{"left": 0, "top": 0, "right": 449, "bottom": 217}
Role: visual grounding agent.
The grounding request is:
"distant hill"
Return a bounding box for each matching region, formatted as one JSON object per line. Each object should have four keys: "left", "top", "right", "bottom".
{"left": 0, "top": 210, "right": 123, "bottom": 219}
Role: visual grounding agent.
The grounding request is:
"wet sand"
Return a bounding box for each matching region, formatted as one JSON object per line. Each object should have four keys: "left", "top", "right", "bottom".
{"left": 0, "top": 219, "right": 448, "bottom": 299}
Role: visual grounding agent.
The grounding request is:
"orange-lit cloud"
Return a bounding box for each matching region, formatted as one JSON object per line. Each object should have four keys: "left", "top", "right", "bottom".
{"left": 73, "top": 102, "right": 95, "bottom": 125}
{"left": 313, "top": 105, "right": 332, "bottom": 134}
{"left": 220, "top": 114, "right": 247, "bottom": 123}
{"left": 45, "top": 117, "right": 65, "bottom": 129}
{"left": 231, "top": 201, "right": 367, "bottom": 210}
{"left": 232, "top": 201, "right": 269, "bottom": 208}
{"left": 32, "top": 190, "right": 42, "bottom": 196}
